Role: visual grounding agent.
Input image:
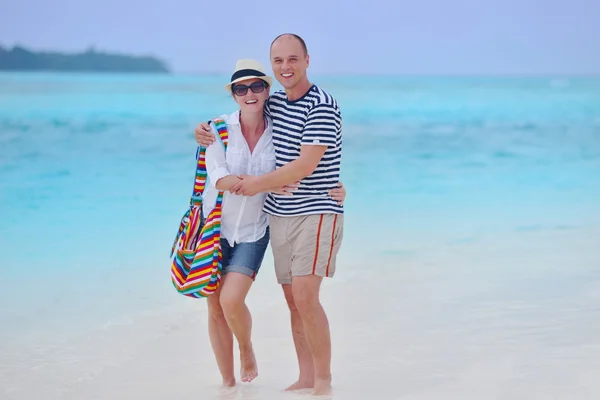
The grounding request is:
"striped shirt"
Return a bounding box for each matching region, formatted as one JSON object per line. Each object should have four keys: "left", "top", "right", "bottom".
{"left": 263, "top": 84, "right": 343, "bottom": 216}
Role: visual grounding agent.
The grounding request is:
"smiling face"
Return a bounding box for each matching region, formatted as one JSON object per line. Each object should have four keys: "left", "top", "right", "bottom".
{"left": 231, "top": 78, "right": 270, "bottom": 113}
{"left": 270, "top": 34, "right": 310, "bottom": 91}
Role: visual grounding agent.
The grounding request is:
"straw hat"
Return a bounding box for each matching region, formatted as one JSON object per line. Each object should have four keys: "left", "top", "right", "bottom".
{"left": 224, "top": 59, "right": 273, "bottom": 93}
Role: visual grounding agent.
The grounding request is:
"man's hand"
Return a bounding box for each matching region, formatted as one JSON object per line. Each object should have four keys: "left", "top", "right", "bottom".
{"left": 194, "top": 122, "right": 216, "bottom": 147}
{"left": 229, "top": 175, "right": 263, "bottom": 196}
{"left": 239, "top": 145, "right": 327, "bottom": 192}
{"left": 229, "top": 175, "right": 299, "bottom": 197}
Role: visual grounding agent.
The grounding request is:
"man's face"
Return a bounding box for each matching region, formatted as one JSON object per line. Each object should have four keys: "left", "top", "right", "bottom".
{"left": 270, "top": 36, "right": 309, "bottom": 90}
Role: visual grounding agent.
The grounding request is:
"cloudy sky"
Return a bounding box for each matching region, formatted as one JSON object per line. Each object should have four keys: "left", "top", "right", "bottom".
{"left": 1, "top": 0, "right": 599, "bottom": 75}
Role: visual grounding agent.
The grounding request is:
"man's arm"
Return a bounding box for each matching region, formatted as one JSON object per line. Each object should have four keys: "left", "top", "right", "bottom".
{"left": 196, "top": 98, "right": 270, "bottom": 149}
{"left": 232, "top": 102, "right": 340, "bottom": 196}
{"left": 246, "top": 145, "right": 327, "bottom": 193}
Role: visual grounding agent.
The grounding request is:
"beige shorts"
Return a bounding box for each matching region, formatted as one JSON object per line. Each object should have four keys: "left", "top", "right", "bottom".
{"left": 269, "top": 213, "right": 344, "bottom": 285}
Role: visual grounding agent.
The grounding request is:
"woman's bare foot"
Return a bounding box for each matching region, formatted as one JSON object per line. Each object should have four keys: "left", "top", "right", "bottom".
{"left": 240, "top": 347, "right": 258, "bottom": 383}
{"left": 285, "top": 378, "right": 314, "bottom": 391}
{"left": 312, "top": 377, "right": 332, "bottom": 396}
{"left": 222, "top": 377, "right": 236, "bottom": 387}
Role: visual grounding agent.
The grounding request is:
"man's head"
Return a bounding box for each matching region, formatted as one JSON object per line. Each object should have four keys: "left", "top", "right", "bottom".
{"left": 269, "top": 33, "right": 310, "bottom": 90}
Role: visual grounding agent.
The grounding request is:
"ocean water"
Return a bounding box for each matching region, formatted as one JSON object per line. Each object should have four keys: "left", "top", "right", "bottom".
{"left": 1, "top": 72, "right": 600, "bottom": 399}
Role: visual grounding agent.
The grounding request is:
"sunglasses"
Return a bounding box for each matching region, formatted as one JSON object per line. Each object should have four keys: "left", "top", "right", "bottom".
{"left": 232, "top": 81, "right": 267, "bottom": 96}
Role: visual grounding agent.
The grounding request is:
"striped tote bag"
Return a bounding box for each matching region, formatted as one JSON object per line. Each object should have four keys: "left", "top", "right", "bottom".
{"left": 169, "top": 117, "right": 229, "bottom": 298}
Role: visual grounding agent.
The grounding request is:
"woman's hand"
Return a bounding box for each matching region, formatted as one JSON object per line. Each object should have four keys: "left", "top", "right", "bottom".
{"left": 269, "top": 181, "right": 300, "bottom": 196}
{"left": 329, "top": 181, "right": 346, "bottom": 205}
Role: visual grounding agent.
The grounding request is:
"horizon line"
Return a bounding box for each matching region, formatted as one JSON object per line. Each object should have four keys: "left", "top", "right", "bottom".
{"left": 1, "top": 70, "right": 599, "bottom": 78}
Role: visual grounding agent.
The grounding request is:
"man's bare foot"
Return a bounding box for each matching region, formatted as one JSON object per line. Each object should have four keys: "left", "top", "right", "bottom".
{"left": 240, "top": 347, "right": 258, "bottom": 383}
{"left": 285, "top": 379, "right": 314, "bottom": 391}
{"left": 222, "top": 377, "right": 236, "bottom": 387}
{"left": 312, "top": 378, "right": 332, "bottom": 396}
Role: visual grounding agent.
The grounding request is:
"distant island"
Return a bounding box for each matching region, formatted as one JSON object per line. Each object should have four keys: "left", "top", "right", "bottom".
{"left": 0, "top": 45, "right": 170, "bottom": 73}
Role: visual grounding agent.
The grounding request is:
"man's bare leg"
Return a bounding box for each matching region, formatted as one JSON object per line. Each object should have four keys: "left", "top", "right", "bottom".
{"left": 282, "top": 283, "right": 315, "bottom": 391}
{"left": 207, "top": 281, "right": 236, "bottom": 387}
{"left": 219, "top": 272, "right": 258, "bottom": 383}
{"left": 292, "top": 275, "right": 332, "bottom": 396}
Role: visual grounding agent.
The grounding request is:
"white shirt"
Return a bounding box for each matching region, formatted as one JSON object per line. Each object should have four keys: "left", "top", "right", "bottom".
{"left": 202, "top": 110, "right": 276, "bottom": 247}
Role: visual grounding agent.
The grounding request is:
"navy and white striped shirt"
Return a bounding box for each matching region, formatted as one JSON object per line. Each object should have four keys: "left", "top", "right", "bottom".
{"left": 263, "top": 84, "right": 343, "bottom": 216}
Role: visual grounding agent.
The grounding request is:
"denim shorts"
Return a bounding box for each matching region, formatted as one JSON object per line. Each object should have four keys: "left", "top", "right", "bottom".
{"left": 220, "top": 227, "right": 270, "bottom": 280}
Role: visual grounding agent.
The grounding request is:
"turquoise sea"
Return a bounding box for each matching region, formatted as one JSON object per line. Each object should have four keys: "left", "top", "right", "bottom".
{"left": 1, "top": 72, "right": 600, "bottom": 398}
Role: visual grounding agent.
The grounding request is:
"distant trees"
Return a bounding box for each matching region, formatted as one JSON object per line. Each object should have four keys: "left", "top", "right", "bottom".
{"left": 0, "top": 45, "right": 170, "bottom": 73}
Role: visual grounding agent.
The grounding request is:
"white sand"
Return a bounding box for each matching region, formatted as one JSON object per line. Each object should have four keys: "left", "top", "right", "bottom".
{"left": 2, "top": 225, "right": 600, "bottom": 399}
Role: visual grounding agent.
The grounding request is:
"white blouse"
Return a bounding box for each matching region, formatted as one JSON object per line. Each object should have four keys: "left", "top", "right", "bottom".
{"left": 202, "top": 110, "right": 276, "bottom": 247}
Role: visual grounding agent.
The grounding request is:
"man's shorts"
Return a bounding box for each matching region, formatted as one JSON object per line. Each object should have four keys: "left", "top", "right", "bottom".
{"left": 269, "top": 213, "right": 344, "bottom": 285}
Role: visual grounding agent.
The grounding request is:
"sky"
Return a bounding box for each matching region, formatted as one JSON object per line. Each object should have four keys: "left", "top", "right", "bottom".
{"left": 1, "top": 0, "right": 599, "bottom": 75}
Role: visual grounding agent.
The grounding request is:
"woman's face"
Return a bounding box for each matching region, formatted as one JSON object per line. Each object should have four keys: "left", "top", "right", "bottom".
{"left": 231, "top": 78, "right": 270, "bottom": 112}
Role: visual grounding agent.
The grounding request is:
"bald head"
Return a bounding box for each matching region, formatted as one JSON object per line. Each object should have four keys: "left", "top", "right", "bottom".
{"left": 269, "top": 33, "right": 311, "bottom": 94}
{"left": 270, "top": 33, "right": 308, "bottom": 56}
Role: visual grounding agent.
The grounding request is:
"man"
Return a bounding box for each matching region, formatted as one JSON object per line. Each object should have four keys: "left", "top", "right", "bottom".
{"left": 194, "top": 33, "right": 343, "bottom": 397}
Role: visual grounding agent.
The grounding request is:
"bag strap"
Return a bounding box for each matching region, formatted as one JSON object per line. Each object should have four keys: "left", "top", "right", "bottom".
{"left": 210, "top": 118, "right": 229, "bottom": 209}
{"left": 190, "top": 117, "right": 229, "bottom": 206}
{"left": 170, "top": 117, "right": 230, "bottom": 257}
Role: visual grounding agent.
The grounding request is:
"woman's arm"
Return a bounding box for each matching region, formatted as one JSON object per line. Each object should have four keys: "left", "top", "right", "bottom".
{"left": 215, "top": 175, "right": 242, "bottom": 191}
{"left": 204, "top": 123, "right": 236, "bottom": 191}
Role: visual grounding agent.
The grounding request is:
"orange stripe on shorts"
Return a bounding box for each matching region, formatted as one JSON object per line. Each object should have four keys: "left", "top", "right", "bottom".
{"left": 312, "top": 215, "right": 324, "bottom": 274}
{"left": 325, "top": 214, "right": 338, "bottom": 277}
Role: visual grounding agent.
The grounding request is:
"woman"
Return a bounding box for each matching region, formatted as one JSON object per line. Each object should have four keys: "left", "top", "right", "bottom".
{"left": 199, "top": 59, "right": 346, "bottom": 388}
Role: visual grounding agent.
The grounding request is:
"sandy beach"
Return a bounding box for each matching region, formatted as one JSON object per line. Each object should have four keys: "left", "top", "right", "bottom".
{"left": 2, "top": 223, "right": 599, "bottom": 400}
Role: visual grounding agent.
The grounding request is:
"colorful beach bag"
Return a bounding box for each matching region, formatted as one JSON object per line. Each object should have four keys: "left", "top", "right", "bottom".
{"left": 170, "top": 117, "right": 229, "bottom": 298}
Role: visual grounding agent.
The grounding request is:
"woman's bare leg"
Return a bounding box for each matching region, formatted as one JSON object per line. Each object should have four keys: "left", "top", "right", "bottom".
{"left": 207, "top": 279, "right": 235, "bottom": 386}
{"left": 219, "top": 272, "right": 257, "bottom": 383}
